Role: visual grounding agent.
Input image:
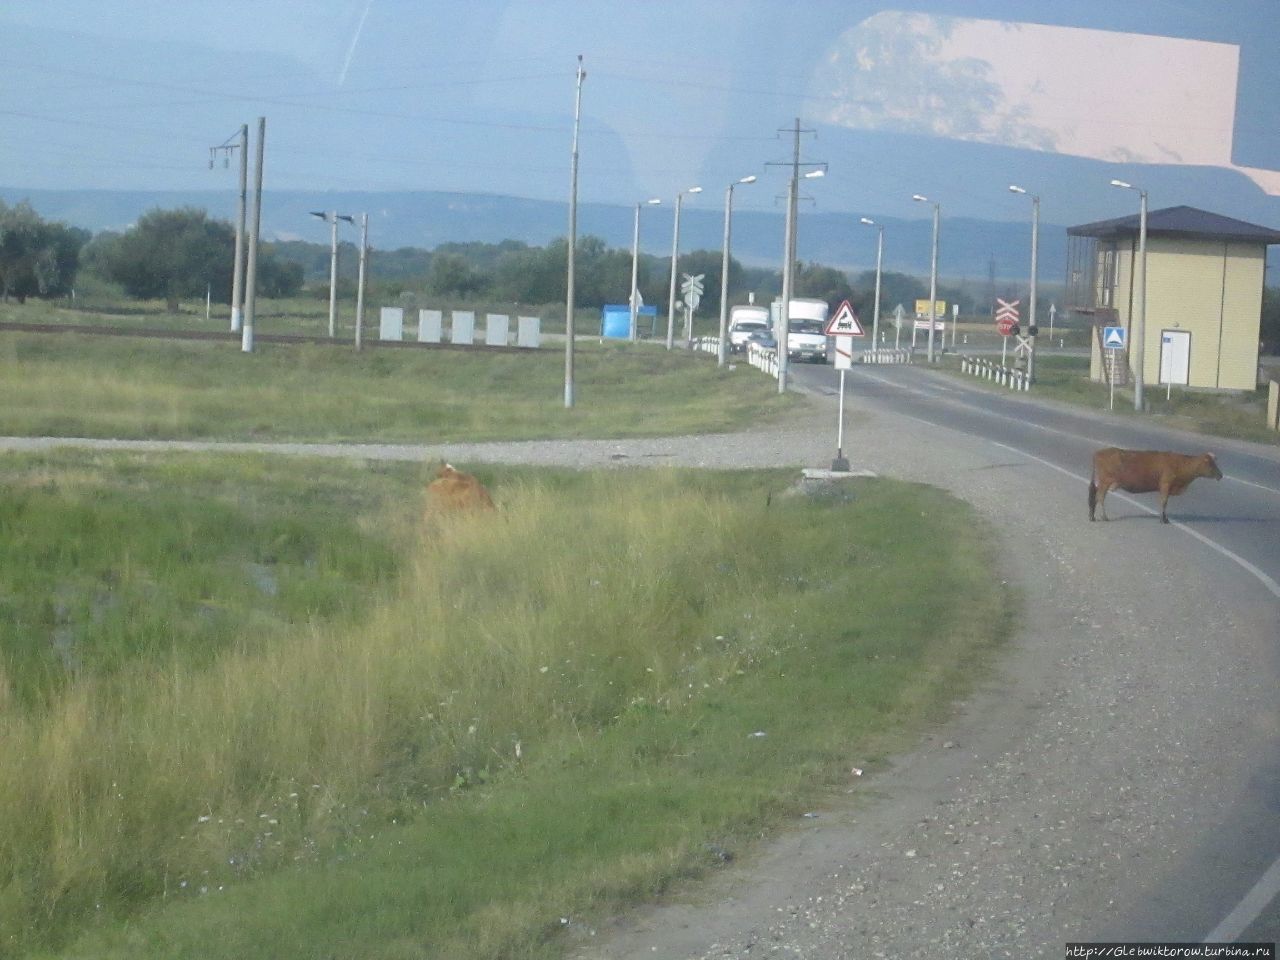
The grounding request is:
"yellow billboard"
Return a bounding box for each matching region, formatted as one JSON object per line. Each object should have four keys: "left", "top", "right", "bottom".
{"left": 914, "top": 299, "right": 947, "bottom": 318}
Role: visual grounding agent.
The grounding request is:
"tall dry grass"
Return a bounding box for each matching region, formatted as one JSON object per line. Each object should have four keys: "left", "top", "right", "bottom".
{"left": 0, "top": 469, "right": 784, "bottom": 949}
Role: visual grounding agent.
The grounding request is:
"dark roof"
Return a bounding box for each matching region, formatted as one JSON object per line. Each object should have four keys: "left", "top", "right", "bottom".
{"left": 1067, "top": 205, "right": 1280, "bottom": 244}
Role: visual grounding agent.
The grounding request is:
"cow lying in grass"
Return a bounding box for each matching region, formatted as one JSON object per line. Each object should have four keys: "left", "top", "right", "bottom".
{"left": 424, "top": 463, "right": 495, "bottom": 515}
{"left": 1088, "top": 448, "right": 1222, "bottom": 523}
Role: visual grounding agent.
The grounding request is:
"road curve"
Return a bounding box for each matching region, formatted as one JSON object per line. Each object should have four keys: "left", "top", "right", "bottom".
{"left": 567, "top": 362, "right": 1280, "bottom": 958}
{"left": 3, "top": 365, "right": 1277, "bottom": 957}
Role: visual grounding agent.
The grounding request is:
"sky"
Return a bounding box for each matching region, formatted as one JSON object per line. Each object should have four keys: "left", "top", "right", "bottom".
{"left": 3, "top": 0, "right": 1280, "bottom": 231}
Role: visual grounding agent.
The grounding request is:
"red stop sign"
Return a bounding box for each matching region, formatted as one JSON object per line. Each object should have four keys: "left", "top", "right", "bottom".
{"left": 996, "top": 316, "right": 1018, "bottom": 336}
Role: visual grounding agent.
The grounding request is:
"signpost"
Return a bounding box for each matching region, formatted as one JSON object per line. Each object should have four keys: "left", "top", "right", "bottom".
{"left": 680, "top": 273, "right": 704, "bottom": 342}
{"left": 1103, "top": 325, "right": 1126, "bottom": 411}
{"left": 995, "top": 298, "right": 1021, "bottom": 366}
{"left": 824, "top": 301, "right": 865, "bottom": 471}
{"left": 892, "top": 303, "right": 905, "bottom": 350}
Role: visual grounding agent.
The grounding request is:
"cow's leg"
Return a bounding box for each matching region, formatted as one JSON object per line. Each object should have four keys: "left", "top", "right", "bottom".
{"left": 1097, "top": 481, "right": 1113, "bottom": 521}
{"left": 1159, "top": 486, "right": 1171, "bottom": 523}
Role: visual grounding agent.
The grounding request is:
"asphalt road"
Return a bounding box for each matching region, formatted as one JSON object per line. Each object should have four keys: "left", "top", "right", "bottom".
{"left": 566, "top": 359, "right": 1279, "bottom": 958}
{"left": 800, "top": 360, "right": 1280, "bottom": 947}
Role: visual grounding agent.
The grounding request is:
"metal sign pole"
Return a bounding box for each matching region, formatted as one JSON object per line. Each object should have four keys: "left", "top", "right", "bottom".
{"left": 833, "top": 368, "right": 849, "bottom": 471}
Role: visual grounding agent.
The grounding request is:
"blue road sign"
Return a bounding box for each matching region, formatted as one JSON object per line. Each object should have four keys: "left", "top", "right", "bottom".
{"left": 1103, "top": 326, "right": 1126, "bottom": 349}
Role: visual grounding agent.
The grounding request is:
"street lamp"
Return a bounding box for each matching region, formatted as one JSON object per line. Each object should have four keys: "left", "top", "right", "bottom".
{"left": 310, "top": 211, "right": 355, "bottom": 338}
{"left": 717, "top": 176, "right": 757, "bottom": 366}
{"left": 1110, "top": 178, "right": 1148, "bottom": 411}
{"left": 860, "top": 217, "right": 884, "bottom": 359}
{"left": 666, "top": 186, "right": 702, "bottom": 349}
{"left": 912, "top": 194, "right": 940, "bottom": 362}
{"left": 629, "top": 198, "right": 661, "bottom": 341}
{"left": 1009, "top": 185, "right": 1040, "bottom": 381}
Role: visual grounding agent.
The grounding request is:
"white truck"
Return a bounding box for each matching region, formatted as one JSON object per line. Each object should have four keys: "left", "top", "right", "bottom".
{"left": 727, "top": 304, "right": 772, "bottom": 352}
{"left": 770, "top": 298, "right": 830, "bottom": 363}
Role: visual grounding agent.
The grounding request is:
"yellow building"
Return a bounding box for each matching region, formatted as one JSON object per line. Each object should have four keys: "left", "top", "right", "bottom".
{"left": 1065, "top": 206, "right": 1280, "bottom": 392}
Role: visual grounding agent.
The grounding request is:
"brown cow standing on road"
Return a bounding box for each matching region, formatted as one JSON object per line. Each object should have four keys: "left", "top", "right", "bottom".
{"left": 1088, "top": 448, "right": 1223, "bottom": 523}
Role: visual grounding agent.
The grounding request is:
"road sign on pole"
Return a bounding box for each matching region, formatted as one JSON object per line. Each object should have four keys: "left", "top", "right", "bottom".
{"left": 824, "top": 300, "right": 865, "bottom": 336}
{"left": 996, "top": 298, "right": 1020, "bottom": 336}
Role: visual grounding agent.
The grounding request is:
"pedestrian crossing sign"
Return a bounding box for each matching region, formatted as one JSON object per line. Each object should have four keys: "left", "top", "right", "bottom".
{"left": 1103, "top": 326, "right": 1126, "bottom": 349}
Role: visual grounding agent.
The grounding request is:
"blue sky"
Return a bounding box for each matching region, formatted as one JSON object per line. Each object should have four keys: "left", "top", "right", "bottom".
{"left": 3, "top": 0, "right": 1280, "bottom": 228}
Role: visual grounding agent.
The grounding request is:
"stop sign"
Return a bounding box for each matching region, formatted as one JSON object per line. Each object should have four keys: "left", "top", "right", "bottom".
{"left": 997, "top": 316, "right": 1018, "bottom": 336}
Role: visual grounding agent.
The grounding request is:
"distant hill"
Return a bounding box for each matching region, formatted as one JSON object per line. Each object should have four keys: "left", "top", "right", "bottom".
{"left": 0, "top": 185, "right": 1108, "bottom": 286}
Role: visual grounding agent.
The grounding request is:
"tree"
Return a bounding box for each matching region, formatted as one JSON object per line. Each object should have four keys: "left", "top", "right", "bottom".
{"left": 0, "top": 201, "right": 84, "bottom": 302}
{"left": 427, "top": 251, "right": 489, "bottom": 297}
{"left": 794, "top": 261, "right": 850, "bottom": 307}
{"left": 97, "top": 208, "right": 300, "bottom": 309}
{"left": 103, "top": 208, "right": 233, "bottom": 310}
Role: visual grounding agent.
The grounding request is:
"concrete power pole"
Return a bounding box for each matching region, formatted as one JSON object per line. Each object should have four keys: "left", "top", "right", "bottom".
{"left": 231, "top": 124, "right": 248, "bottom": 333}
{"left": 564, "top": 55, "right": 584, "bottom": 409}
{"left": 242, "top": 116, "right": 265, "bottom": 353}
{"left": 355, "top": 213, "right": 368, "bottom": 351}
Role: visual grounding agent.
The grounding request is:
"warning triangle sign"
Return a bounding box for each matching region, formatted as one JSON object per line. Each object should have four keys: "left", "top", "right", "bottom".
{"left": 824, "top": 299, "right": 865, "bottom": 336}
{"left": 1103, "top": 327, "right": 1126, "bottom": 348}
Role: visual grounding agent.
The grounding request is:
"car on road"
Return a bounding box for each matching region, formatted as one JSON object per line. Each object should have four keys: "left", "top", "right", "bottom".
{"left": 727, "top": 304, "right": 772, "bottom": 352}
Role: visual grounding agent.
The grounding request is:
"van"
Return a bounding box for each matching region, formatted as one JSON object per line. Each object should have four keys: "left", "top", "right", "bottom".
{"left": 771, "top": 298, "right": 830, "bottom": 363}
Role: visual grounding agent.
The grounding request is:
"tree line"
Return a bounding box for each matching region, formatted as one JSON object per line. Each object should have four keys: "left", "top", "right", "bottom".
{"left": 3, "top": 201, "right": 950, "bottom": 321}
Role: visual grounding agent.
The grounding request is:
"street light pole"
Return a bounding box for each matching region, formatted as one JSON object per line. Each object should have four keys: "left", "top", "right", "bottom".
{"left": 718, "top": 175, "right": 756, "bottom": 366}
{"left": 666, "top": 186, "right": 702, "bottom": 349}
{"left": 860, "top": 217, "right": 884, "bottom": 357}
{"left": 630, "top": 198, "right": 660, "bottom": 341}
{"left": 1111, "top": 179, "right": 1148, "bottom": 411}
{"left": 311, "top": 210, "right": 354, "bottom": 339}
{"left": 565, "top": 55, "right": 585, "bottom": 409}
{"left": 913, "top": 194, "right": 940, "bottom": 363}
{"left": 1009, "top": 185, "right": 1040, "bottom": 381}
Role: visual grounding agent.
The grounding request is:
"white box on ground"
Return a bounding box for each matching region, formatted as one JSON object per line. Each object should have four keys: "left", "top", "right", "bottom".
{"left": 418, "top": 309, "right": 442, "bottom": 343}
{"left": 518, "top": 316, "right": 541, "bottom": 348}
{"left": 485, "top": 313, "right": 510, "bottom": 347}
{"left": 379, "top": 307, "right": 404, "bottom": 341}
{"left": 451, "top": 310, "right": 475, "bottom": 345}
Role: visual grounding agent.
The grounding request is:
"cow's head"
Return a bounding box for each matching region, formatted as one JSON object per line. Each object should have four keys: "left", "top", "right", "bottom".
{"left": 1202, "top": 453, "right": 1223, "bottom": 480}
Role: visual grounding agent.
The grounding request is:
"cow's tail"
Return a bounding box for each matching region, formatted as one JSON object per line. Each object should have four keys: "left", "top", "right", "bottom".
{"left": 1087, "top": 469, "right": 1098, "bottom": 520}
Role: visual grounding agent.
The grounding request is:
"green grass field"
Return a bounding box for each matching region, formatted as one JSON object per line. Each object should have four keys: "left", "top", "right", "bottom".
{"left": 0, "top": 329, "right": 798, "bottom": 443}
{"left": 0, "top": 452, "right": 1009, "bottom": 959}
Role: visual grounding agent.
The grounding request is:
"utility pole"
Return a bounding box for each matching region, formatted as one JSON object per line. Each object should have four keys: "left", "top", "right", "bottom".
{"left": 327, "top": 214, "right": 339, "bottom": 337}
{"left": 355, "top": 212, "right": 368, "bottom": 351}
{"left": 242, "top": 116, "right": 266, "bottom": 353}
{"left": 564, "top": 55, "right": 584, "bottom": 409}
{"left": 767, "top": 119, "right": 825, "bottom": 394}
{"left": 209, "top": 126, "right": 248, "bottom": 333}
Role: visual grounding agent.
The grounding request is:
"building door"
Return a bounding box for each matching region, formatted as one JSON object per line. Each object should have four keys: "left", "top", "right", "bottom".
{"left": 1160, "top": 329, "right": 1191, "bottom": 385}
